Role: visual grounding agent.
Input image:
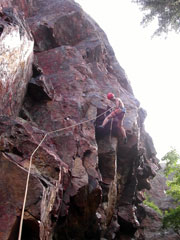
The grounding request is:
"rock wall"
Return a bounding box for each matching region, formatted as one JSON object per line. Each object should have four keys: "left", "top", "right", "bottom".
{"left": 0, "top": 1, "right": 160, "bottom": 239}
{"left": 0, "top": 7, "right": 33, "bottom": 116}
{"left": 140, "top": 164, "right": 180, "bottom": 240}
{"left": 135, "top": 205, "right": 179, "bottom": 240}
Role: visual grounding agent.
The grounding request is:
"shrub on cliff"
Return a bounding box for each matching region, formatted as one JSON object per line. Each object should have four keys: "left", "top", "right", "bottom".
{"left": 143, "top": 193, "right": 163, "bottom": 216}
{"left": 162, "top": 149, "right": 180, "bottom": 236}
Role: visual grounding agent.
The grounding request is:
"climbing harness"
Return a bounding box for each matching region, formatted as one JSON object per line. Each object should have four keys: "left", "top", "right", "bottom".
{"left": 18, "top": 106, "right": 114, "bottom": 240}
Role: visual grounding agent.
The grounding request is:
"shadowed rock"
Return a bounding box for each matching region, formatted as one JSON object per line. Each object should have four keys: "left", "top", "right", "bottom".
{"left": 0, "top": 0, "right": 161, "bottom": 239}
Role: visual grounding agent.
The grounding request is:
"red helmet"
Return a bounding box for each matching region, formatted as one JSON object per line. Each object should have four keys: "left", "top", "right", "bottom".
{"left": 107, "top": 92, "right": 114, "bottom": 100}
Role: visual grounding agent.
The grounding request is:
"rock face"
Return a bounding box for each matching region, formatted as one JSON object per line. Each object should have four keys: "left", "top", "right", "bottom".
{"left": 0, "top": 1, "right": 161, "bottom": 239}
{"left": 140, "top": 164, "right": 180, "bottom": 240}
{"left": 135, "top": 205, "right": 179, "bottom": 240}
{"left": 147, "top": 163, "right": 175, "bottom": 211}
{"left": 0, "top": 7, "right": 33, "bottom": 116}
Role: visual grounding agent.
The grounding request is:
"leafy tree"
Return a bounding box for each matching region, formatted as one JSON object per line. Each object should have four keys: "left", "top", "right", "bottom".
{"left": 132, "top": 0, "right": 180, "bottom": 35}
{"left": 162, "top": 149, "right": 180, "bottom": 236}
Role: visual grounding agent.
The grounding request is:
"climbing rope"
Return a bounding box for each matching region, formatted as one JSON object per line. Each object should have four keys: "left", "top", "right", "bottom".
{"left": 18, "top": 106, "right": 114, "bottom": 240}
{"left": 109, "top": 118, "right": 113, "bottom": 143}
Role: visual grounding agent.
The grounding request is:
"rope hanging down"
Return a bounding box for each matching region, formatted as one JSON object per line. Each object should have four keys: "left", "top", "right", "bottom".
{"left": 18, "top": 106, "right": 114, "bottom": 240}
{"left": 109, "top": 118, "right": 113, "bottom": 143}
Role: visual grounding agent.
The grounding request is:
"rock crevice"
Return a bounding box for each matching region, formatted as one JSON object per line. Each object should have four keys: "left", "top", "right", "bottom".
{"left": 0, "top": 1, "right": 160, "bottom": 239}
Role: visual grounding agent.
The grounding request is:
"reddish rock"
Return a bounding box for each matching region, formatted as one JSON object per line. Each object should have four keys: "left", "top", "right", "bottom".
{"left": 148, "top": 163, "right": 176, "bottom": 211}
{"left": 0, "top": 152, "right": 43, "bottom": 239}
{"left": 0, "top": 0, "right": 161, "bottom": 239}
{"left": 135, "top": 205, "right": 180, "bottom": 240}
{"left": 138, "top": 163, "right": 179, "bottom": 240}
{"left": 0, "top": 116, "right": 69, "bottom": 239}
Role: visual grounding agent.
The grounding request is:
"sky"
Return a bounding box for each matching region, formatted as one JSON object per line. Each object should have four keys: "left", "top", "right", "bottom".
{"left": 75, "top": 0, "right": 180, "bottom": 159}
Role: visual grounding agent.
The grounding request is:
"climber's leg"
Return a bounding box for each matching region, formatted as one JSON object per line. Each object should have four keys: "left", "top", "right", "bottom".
{"left": 100, "top": 111, "right": 115, "bottom": 128}
{"left": 117, "top": 114, "right": 127, "bottom": 144}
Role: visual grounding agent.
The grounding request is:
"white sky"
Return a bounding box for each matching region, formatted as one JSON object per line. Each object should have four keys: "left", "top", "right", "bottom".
{"left": 75, "top": 0, "right": 180, "bottom": 159}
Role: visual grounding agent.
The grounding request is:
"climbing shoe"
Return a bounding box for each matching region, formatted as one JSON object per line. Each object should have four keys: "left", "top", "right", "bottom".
{"left": 99, "top": 125, "right": 104, "bottom": 128}
{"left": 123, "top": 137, "right": 127, "bottom": 144}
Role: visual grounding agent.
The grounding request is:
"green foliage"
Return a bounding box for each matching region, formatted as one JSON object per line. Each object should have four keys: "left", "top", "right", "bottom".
{"left": 162, "top": 149, "right": 180, "bottom": 203}
{"left": 163, "top": 206, "right": 180, "bottom": 235}
{"left": 143, "top": 193, "right": 163, "bottom": 216}
{"left": 162, "top": 149, "right": 180, "bottom": 235}
{"left": 132, "top": 0, "right": 180, "bottom": 35}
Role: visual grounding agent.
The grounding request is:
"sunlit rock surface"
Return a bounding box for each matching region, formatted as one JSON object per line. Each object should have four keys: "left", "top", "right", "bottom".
{"left": 0, "top": 0, "right": 164, "bottom": 239}
{"left": 0, "top": 7, "right": 33, "bottom": 116}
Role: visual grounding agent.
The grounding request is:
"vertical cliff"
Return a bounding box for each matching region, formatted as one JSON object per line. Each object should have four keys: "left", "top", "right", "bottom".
{"left": 141, "top": 164, "right": 180, "bottom": 240}
{"left": 0, "top": 1, "right": 160, "bottom": 239}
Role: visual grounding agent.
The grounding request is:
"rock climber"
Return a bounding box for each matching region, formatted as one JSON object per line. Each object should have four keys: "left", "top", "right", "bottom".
{"left": 100, "top": 93, "right": 127, "bottom": 144}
